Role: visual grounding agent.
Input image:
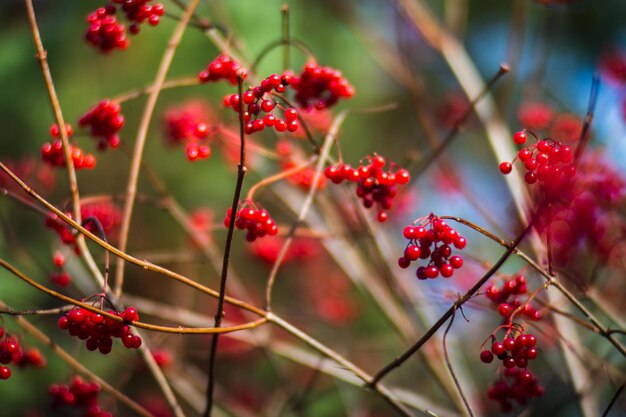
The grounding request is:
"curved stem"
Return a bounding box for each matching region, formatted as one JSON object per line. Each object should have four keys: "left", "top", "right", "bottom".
{"left": 0, "top": 258, "right": 267, "bottom": 334}
{"left": 246, "top": 157, "right": 316, "bottom": 201}
{"left": 442, "top": 310, "right": 475, "bottom": 417}
{"left": 114, "top": 0, "right": 201, "bottom": 298}
{"left": 0, "top": 160, "right": 266, "bottom": 317}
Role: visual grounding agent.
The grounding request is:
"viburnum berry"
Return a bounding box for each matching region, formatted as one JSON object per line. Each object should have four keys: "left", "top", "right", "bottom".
{"left": 485, "top": 274, "right": 542, "bottom": 321}
{"left": 224, "top": 73, "right": 300, "bottom": 134}
{"left": 50, "top": 271, "right": 72, "bottom": 287}
{"left": 487, "top": 368, "right": 544, "bottom": 413}
{"left": 198, "top": 54, "right": 247, "bottom": 85}
{"left": 78, "top": 100, "right": 124, "bottom": 150}
{"left": 223, "top": 202, "right": 279, "bottom": 242}
{"left": 0, "top": 331, "right": 46, "bottom": 380}
{"left": 398, "top": 214, "right": 466, "bottom": 279}
{"left": 324, "top": 154, "right": 410, "bottom": 222}
{"left": 163, "top": 100, "right": 218, "bottom": 161}
{"left": 289, "top": 61, "right": 355, "bottom": 109}
{"left": 112, "top": 0, "right": 165, "bottom": 28}
{"left": 42, "top": 124, "right": 96, "bottom": 170}
{"left": 85, "top": 7, "right": 129, "bottom": 52}
{"left": 58, "top": 307, "right": 142, "bottom": 354}
{"left": 499, "top": 130, "right": 575, "bottom": 190}
{"left": 50, "top": 376, "right": 113, "bottom": 416}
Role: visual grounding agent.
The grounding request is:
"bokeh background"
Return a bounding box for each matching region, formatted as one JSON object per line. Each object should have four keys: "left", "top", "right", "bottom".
{"left": 0, "top": 1, "right": 625, "bottom": 416}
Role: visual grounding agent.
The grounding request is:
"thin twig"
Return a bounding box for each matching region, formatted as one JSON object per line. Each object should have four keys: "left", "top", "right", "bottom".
{"left": 204, "top": 75, "right": 248, "bottom": 417}
{"left": 601, "top": 382, "right": 625, "bottom": 417}
{"left": 23, "top": 0, "right": 104, "bottom": 290}
{"left": 264, "top": 110, "right": 347, "bottom": 309}
{"left": 114, "top": 0, "right": 201, "bottom": 298}
{"left": 442, "top": 310, "right": 475, "bottom": 417}
{"left": 0, "top": 258, "right": 267, "bottom": 335}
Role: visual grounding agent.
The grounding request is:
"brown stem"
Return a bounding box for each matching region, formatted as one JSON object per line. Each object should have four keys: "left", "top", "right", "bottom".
{"left": 23, "top": 0, "right": 103, "bottom": 290}
{"left": 204, "top": 75, "right": 248, "bottom": 417}
{"left": 0, "top": 258, "right": 267, "bottom": 335}
{"left": 246, "top": 157, "right": 316, "bottom": 201}
{"left": 114, "top": 0, "right": 201, "bottom": 298}
{"left": 0, "top": 159, "right": 266, "bottom": 317}
{"left": 442, "top": 310, "right": 475, "bottom": 417}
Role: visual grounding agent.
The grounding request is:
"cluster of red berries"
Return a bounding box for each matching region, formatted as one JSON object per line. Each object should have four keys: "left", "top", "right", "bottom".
{"left": 112, "top": 0, "right": 164, "bottom": 31}
{"left": 224, "top": 73, "right": 300, "bottom": 134}
{"left": 199, "top": 54, "right": 247, "bottom": 85}
{"left": 398, "top": 214, "right": 466, "bottom": 279}
{"left": 289, "top": 61, "right": 355, "bottom": 110}
{"left": 485, "top": 275, "right": 542, "bottom": 321}
{"left": 49, "top": 251, "right": 71, "bottom": 288}
{"left": 50, "top": 376, "right": 112, "bottom": 417}
{"left": 324, "top": 154, "right": 410, "bottom": 222}
{"left": 42, "top": 124, "right": 96, "bottom": 170}
{"left": 57, "top": 307, "right": 142, "bottom": 354}
{"left": 480, "top": 331, "right": 539, "bottom": 369}
{"left": 78, "top": 100, "right": 124, "bottom": 150}
{"left": 487, "top": 368, "right": 544, "bottom": 413}
{"left": 499, "top": 130, "right": 575, "bottom": 190}
{"left": 85, "top": 1, "right": 163, "bottom": 53}
{"left": 0, "top": 329, "right": 46, "bottom": 380}
{"left": 223, "top": 204, "right": 279, "bottom": 242}
{"left": 85, "top": 8, "right": 129, "bottom": 52}
{"left": 163, "top": 100, "right": 217, "bottom": 161}
{"left": 81, "top": 199, "right": 122, "bottom": 236}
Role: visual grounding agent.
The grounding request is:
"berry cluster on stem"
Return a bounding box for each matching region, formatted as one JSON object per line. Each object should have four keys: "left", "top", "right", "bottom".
{"left": 224, "top": 73, "right": 300, "bottom": 134}
{"left": 79, "top": 100, "right": 124, "bottom": 151}
{"left": 41, "top": 124, "right": 96, "bottom": 170}
{"left": 487, "top": 368, "right": 544, "bottom": 413}
{"left": 57, "top": 307, "right": 142, "bottom": 355}
{"left": 0, "top": 328, "right": 46, "bottom": 381}
{"left": 398, "top": 214, "right": 466, "bottom": 279}
{"left": 223, "top": 202, "right": 279, "bottom": 242}
{"left": 199, "top": 54, "right": 247, "bottom": 85}
{"left": 50, "top": 376, "right": 113, "bottom": 417}
{"left": 499, "top": 130, "right": 575, "bottom": 190}
{"left": 485, "top": 274, "right": 542, "bottom": 321}
{"left": 288, "top": 61, "right": 355, "bottom": 109}
{"left": 324, "top": 154, "right": 410, "bottom": 222}
{"left": 85, "top": 1, "right": 164, "bottom": 52}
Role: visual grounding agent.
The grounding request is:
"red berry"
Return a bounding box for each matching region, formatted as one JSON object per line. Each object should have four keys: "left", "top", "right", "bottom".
{"left": 499, "top": 162, "right": 512, "bottom": 174}
{"left": 513, "top": 131, "right": 527, "bottom": 145}
{"left": 480, "top": 350, "right": 494, "bottom": 363}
